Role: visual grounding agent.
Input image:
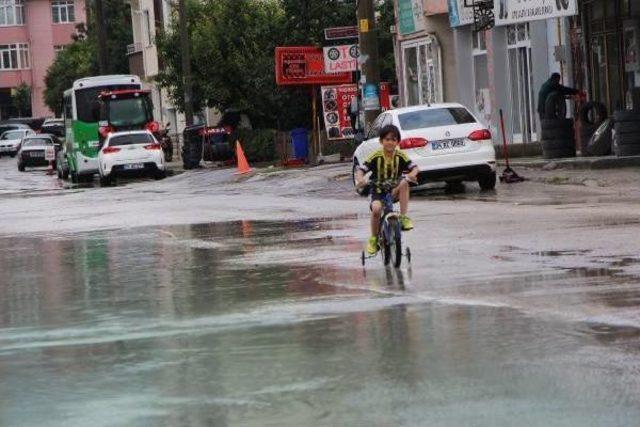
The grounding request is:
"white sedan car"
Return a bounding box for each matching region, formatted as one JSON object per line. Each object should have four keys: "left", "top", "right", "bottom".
{"left": 98, "top": 130, "right": 166, "bottom": 186}
{"left": 353, "top": 103, "right": 497, "bottom": 192}
{"left": 0, "top": 128, "right": 35, "bottom": 157}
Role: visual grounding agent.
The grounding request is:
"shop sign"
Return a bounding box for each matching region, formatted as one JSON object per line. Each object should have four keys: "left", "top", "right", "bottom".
{"left": 447, "top": 0, "right": 474, "bottom": 27}
{"left": 363, "top": 83, "right": 380, "bottom": 111}
{"left": 323, "top": 44, "right": 359, "bottom": 73}
{"left": 495, "top": 0, "right": 577, "bottom": 26}
{"left": 398, "top": 0, "right": 426, "bottom": 35}
{"left": 275, "top": 47, "right": 352, "bottom": 86}
{"left": 324, "top": 26, "right": 358, "bottom": 41}
{"left": 321, "top": 84, "right": 358, "bottom": 140}
{"left": 321, "top": 83, "right": 394, "bottom": 140}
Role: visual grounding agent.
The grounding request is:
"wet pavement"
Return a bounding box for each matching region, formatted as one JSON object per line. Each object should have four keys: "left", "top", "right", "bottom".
{"left": 1, "top": 156, "right": 640, "bottom": 426}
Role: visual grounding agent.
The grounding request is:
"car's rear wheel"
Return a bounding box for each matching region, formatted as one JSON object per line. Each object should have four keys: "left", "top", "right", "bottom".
{"left": 99, "top": 175, "right": 112, "bottom": 187}
{"left": 478, "top": 172, "right": 497, "bottom": 191}
{"left": 154, "top": 170, "right": 166, "bottom": 180}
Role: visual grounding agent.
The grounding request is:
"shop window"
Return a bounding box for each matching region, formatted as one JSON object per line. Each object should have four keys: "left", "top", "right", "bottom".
{"left": 401, "top": 36, "right": 442, "bottom": 107}
{"left": 0, "top": 0, "right": 25, "bottom": 26}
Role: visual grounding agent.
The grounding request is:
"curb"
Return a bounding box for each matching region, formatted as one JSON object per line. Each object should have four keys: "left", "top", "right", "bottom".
{"left": 504, "top": 155, "right": 640, "bottom": 170}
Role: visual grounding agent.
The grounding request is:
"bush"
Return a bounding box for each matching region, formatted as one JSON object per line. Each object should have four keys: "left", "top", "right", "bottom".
{"left": 237, "top": 128, "right": 277, "bottom": 163}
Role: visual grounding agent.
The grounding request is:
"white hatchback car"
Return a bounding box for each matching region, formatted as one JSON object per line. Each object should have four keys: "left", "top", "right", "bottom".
{"left": 353, "top": 103, "right": 497, "bottom": 192}
{"left": 98, "top": 130, "right": 166, "bottom": 186}
{"left": 0, "top": 128, "right": 35, "bottom": 157}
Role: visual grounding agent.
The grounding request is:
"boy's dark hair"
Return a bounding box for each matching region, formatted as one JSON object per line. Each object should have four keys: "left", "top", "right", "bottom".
{"left": 379, "top": 124, "right": 401, "bottom": 141}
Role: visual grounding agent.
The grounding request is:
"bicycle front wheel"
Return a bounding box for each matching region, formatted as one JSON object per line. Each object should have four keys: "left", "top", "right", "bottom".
{"left": 384, "top": 218, "right": 403, "bottom": 268}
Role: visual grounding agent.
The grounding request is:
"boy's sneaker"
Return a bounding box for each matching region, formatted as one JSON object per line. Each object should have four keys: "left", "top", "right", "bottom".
{"left": 366, "top": 236, "right": 379, "bottom": 255}
{"left": 400, "top": 215, "right": 414, "bottom": 231}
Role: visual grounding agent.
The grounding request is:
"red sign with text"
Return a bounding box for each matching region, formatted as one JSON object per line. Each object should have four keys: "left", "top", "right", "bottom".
{"left": 275, "top": 47, "right": 352, "bottom": 86}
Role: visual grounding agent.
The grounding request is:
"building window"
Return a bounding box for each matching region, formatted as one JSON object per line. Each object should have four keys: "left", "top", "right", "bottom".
{"left": 0, "top": 0, "right": 25, "bottom": 26}
{"left": 143, "top": 10, "right": 153, "bottom": 46}
{"left": 52, "top": 0, "right": 75, "bottom": 24}
{"left": 0, "top": 43, "right": 29, "bottom": 70}
{"left": 472, "top": 31, "right": 490, "bottom": 124}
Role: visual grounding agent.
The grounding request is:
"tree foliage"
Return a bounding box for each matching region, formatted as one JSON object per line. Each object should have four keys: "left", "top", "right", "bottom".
{"left": 12, "top": 83, "right": 31, "bottom": 117}
{"left": 157, "top": 0, "right": 395, "bottom": 129}
{"left": 43, "top": 0, "right": 132, "bottom": 115}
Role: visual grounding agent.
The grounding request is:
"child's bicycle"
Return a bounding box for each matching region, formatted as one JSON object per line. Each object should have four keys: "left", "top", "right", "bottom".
{"left": 361, "top": 178, "right": 413, "bottom": 269}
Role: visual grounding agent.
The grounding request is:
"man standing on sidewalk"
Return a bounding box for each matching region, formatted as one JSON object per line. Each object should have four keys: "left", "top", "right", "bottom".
{"left": 537, "top": 73, "right": 580, "bottom": 120}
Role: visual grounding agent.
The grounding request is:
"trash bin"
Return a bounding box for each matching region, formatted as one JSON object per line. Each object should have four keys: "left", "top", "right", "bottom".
{"left": 290, "top": 128, "right": 309, "bottom": 160}
{"left": 182, "top": 124, "right": 205, "bottom": 169}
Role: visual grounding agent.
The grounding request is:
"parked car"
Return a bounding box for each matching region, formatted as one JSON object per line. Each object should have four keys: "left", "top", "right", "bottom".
{"left": 352, "top": 103, "right": 497, "bottom": 192}
{"left": 0, "top": 128, "right": 35, "bottom": 157}
{"left": 17, "top": 134, "right": 61, "bottom": 171}
{"left": 98, "top": 130, "right": 166, "bottom": 186}
{"left": 40, "top": 119, "right": 65, "bottom": 139}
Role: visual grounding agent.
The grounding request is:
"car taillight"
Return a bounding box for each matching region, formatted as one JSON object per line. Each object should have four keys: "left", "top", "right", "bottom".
{"left": 99, "top": 125, "right": 114, "bottom": 138}
{"left": 144, "top": 143, "right": 162, "bottom": 150}
{"left": 102, "top": 146, "right": 121, "bottom": 154}
{"left": 145, "top": 121, "right": 160, "bottom": 133}
{"left": 399, "top": 137, "right": 428, "bottom": 149}
{"left": 468, "top": 129, "right": 492, "bottom": 141}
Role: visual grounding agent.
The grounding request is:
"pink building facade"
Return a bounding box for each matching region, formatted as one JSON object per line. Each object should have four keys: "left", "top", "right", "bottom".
{"left": 0, "top": 0, "right": 85, "bottom": 119}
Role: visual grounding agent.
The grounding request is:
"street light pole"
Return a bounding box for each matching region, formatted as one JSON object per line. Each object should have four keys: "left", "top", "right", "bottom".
{"left": 178, "top": 0, "right": 194, "bottom": 126}
{"left": 357, "top": 0, "right": 381, "bottom": 129}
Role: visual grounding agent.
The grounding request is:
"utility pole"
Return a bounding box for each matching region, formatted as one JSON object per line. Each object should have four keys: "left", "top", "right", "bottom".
{"left": 178, "top": 0, "right": 194, "bottom": 126}
{"left": 95, "top": 0, "right": 108, "bottom": 74}
{"left": 357, "top": 0, "right": 381, "bottom": 129}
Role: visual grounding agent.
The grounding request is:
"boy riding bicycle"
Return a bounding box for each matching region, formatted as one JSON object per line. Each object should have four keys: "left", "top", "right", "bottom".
{"left": 355, "top": 124, "right": 419, "bottom": 255}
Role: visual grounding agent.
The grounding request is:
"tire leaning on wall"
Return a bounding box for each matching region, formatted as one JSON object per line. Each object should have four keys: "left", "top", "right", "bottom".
{"left": 613, "top": 110, "right": 640, "bottom": 157}
{"left": 578, "top": 102, "right": 608, "bottom": 150}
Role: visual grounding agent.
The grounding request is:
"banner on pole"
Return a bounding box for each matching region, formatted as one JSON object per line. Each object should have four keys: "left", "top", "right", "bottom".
{"left": 323, "top": 44, "right": 359, "bottom": 73}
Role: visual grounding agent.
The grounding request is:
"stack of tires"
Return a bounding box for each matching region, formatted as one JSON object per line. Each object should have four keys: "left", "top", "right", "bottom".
{"left": 182, "top": 124, "right": 205, "bottom": 169}
{"left": 540, "top": 92, "right": 576, "bottom": 159}
{"left": 612, "top": 110, "right": 640, "bottom": 157}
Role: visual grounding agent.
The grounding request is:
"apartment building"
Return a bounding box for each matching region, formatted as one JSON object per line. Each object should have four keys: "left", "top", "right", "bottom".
{"left": 0, "top": 0, "right": 86, "bottom": 118}
{"left": 128, "top": 0, "right": 182, "bottom": 133}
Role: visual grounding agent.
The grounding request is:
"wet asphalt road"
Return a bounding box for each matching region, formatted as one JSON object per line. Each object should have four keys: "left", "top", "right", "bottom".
{"left": 1, "top": 156, "right": 640, "bottom": 426}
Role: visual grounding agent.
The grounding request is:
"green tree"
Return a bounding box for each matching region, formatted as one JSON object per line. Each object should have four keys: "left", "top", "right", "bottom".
{"left": 44, "top": 40, "right": 98, "bottom": 115}
{"left": 12, "top": 83, "right": 31, "bottom": 117}
{"left": 43, "top": 0, "right": 132, "bottom": 115}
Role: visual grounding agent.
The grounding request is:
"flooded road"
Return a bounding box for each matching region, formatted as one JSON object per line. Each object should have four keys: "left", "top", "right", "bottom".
{"left": 1, "top": 219, "right": 640, "bottom": 426}
{"left": 1, "top": 158, "right": 640, "bottom": 425}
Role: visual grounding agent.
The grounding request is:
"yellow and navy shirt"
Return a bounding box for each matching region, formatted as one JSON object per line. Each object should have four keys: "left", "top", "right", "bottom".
{"left": 358, "top": 149, "right": 417, "bottom": 194}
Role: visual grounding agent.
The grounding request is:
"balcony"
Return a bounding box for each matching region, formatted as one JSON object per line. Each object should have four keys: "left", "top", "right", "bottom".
{"left": 127, "top": 43, "right": 143, "bottom": 55}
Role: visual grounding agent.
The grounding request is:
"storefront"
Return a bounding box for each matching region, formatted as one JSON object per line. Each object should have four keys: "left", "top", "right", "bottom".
{"left": 579, "top": 0, "right": 640, "bottom": 113}
{"left": 395, "top": 0, "right": 454, "bottom": 107}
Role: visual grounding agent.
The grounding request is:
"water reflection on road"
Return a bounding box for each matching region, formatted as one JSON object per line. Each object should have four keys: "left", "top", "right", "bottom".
{"left": 1, "top": 219, "right": 639, "bottom": 427}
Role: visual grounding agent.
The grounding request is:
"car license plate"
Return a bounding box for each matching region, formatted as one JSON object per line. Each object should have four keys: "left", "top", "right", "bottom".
{"left": 30, "top": 152, "right": 44, "bottom": 158}
{"left": 431, "top": 139, "right": 465, "bottom": 150}
{"left": 124, "top": 163, "right": 144, "bottom": 170}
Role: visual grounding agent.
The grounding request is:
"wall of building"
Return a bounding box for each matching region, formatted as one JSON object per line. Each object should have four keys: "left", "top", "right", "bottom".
{"left": 0, "top": 0, "right": 86, "bottom": 118}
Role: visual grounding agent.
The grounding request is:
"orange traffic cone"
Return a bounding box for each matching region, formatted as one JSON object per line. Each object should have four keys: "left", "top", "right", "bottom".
{"left": 234, "top": 140, "right": 252, "bottom": 175}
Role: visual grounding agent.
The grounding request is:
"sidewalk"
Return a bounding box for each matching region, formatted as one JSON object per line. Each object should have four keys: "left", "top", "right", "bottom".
{"left": 503, "top": 154, "right": 640, "bottom": 170}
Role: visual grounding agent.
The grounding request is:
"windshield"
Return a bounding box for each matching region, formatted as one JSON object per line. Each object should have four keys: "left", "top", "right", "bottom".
{"left": 1, "top": 131, "right": 24, "bottom": 140}
{"left": 398, "top": 108, "right": 476, "bottom": 131}
{"left": 107, "top": 97, "right": 153, "bottom": 127}
{"left": 108, "top": 133, "right": 154, "bottom": 146}
{"left": 23, "top": 138, "right": 53, "bottom": 147}
{"left": 75, "top": 85, "right": 140, "bottom": 123}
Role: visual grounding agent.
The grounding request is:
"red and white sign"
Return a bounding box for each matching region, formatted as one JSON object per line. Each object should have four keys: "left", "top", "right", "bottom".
{"left": 321, "top": 84, "right": 358, "bottom": 140}
{"left": 45, "top": 147, "right": 55, "bottom": 161}
{"left": 323, "top": 44, "right": 359, "bottom": 74}
{"left": 275, "top": 46, "right": 352, "bottom": 86}
{"left": 321, "top": 82, "right": 395, "bottom": 140}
